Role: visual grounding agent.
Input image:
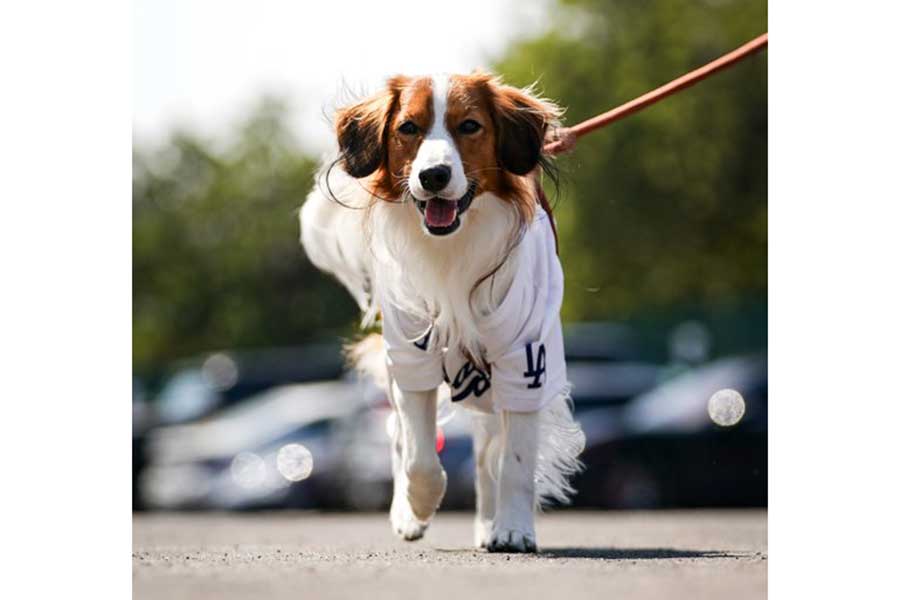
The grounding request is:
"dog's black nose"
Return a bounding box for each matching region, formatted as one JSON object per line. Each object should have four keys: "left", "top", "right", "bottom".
{"left": 419, "top": 165, "right": 451, "bottom": 193}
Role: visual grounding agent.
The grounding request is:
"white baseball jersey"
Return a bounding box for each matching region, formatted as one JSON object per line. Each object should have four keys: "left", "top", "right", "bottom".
{"left": 380, "top": 209, "right": 567, "bottom": 414}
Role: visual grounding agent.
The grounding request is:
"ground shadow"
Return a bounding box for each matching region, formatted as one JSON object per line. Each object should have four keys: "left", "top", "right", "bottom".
{"left": 433, "top": 547, "right": 746, "bottom": 560}
{"left": 539, "top": 547, "right": 740, "bottom": 560}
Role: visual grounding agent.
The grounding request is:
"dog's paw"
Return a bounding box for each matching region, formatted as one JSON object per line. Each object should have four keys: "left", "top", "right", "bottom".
{"left": 405, "top": 462, "right": 447, "bottom": 522}
{"left": 474, "top": 518, "right": 493, "bottom": 548}
{"left": 486, "top": 526, "right": 537, "bottom": 553}
{"left": 390, "top": 495, "right": 428, "bottom": 541}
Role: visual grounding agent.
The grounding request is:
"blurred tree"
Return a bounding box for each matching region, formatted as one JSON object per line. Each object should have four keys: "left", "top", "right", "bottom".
{"left": 494, "top": 0, "right": 767, "bottom": 323}
{"left": 133, "top": 98, "right": 358, "bottom": 375}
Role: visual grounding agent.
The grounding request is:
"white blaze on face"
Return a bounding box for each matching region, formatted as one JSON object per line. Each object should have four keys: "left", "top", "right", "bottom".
{"left": 408, "top": 75, "right": 468, "bottom": 200}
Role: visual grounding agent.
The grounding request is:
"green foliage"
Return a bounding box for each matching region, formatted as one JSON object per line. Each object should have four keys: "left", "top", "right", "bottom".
{"left": 494, "top": 0, "right": 767, "bottom": 322}
{"left": 133, "top": 99, "right": 358, "bottom": 375}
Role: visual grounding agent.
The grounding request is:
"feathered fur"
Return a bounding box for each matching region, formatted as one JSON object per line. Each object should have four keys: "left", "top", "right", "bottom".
{"left": 300, "top": 73, "right": 585, "bottom": 548}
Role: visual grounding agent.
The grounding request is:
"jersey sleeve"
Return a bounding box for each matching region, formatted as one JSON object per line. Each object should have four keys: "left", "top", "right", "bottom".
{"left": 380, "top": 299, "right": 445, "bottom": 392}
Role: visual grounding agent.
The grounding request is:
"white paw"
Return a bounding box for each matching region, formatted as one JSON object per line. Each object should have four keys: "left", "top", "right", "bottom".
{"left": 487, "top": 524, "right": 537, "bottom": 553}
{"left": 390, "top": 496, "right": 428, "bottom": 541}
{"left": 474, "top": 518, "right": 493, "bottom": 548}
{"left": 404, "top": 461, "right": 447, "bottom": 522}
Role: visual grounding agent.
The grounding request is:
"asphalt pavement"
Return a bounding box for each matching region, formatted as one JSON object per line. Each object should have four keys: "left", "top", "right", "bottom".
{"left": 133, "top": 510, "right": 766, "bottom": 600}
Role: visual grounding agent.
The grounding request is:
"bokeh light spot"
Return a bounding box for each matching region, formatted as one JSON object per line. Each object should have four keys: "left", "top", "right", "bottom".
{"left": 230, "top": 452, "right": 266, "bottom": 489}
{"left": 202, "top": 352, "right": 239, "bottom": 391}
{"left": 708, "top": 388, "right": 746, "bottom": 427}
{"left": 276, "top": 444, "right": 314, "bottom": 482}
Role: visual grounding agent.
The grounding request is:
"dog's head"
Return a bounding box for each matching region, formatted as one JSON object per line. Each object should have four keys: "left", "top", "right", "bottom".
{"left": 334, "top": 73, "right": 560, "bottom": 236}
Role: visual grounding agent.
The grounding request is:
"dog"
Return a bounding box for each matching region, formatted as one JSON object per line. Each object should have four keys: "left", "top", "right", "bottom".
{"left": 299, "top": 72, "right": 584, "bottom": 553}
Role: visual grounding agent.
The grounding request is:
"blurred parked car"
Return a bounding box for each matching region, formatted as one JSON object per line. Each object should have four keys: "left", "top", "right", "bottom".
{"left": 563, "top": 322, "right": 664, "bottom": 407}
{"left": 571, "top": 354, "right": 767, "bottom": 508}
{"left": 151, "top": 343, "right": 345, "bottom": 427}
{"left": 133, "top": 377, "right": 150, "bottom": 510}
{"left": 135, "top": 329, "right": 767, "bottom": 512}
{"left": 140, "top": 376, "right": 372, "bottom": 510}
{"left": 133, "top": 344, "right": 346, "bottom": 509}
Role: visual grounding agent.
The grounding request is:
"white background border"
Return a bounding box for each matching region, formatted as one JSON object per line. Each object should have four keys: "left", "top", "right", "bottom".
{"left": 1, "top": 2, "right": 131, "bottom": 597}
{"left": 769, "top": 1, "right": 899, "bottom": 597}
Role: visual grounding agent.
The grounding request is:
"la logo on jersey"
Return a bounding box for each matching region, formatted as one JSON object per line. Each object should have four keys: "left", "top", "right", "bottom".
{"left": 445, "top": 361, "right": 491, "bottom": 403}
{"left": 523, "top": 342, "right": 546, "bottom": 389}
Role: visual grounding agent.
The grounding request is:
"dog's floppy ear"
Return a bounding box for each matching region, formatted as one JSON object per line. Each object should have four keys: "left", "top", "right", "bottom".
{"left": 488, "top": 81, "right": 561, "bottom": 176}
{"left": 335, "top": 91, "right": 392, "bottom": 179}
{"left": 335, "top": 80, "right": 402, "bottom": 179}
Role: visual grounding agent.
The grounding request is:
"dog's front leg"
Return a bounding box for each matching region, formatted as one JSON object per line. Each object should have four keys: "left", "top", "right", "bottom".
{"left": 471, "top": 413, "right": 500, "bottom": 548}
{"left": 388, "top": 381, "right": 446, "bottom": 540}
{"left": 487, "top": 409, "right": 539, "bottom": 553}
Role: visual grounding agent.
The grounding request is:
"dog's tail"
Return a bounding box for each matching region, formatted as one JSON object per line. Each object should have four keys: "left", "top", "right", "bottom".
{"left": 533, "top": 387, "right": 586, "bottom": 507}
{"left": 345, "top": 333, "right": 390, "bottom": 391}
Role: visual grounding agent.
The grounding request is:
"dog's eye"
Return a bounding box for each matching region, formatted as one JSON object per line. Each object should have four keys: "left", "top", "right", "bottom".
{"left": 458, "top": 119, "right": 482, "bottom": 135}
{"left": 398, "top": 121, "right": 420, "bottom": 135}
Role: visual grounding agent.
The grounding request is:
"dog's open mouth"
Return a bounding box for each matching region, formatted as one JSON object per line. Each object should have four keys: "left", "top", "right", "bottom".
{"left": 414, "top": 182, "right": 477, "bottom": 236}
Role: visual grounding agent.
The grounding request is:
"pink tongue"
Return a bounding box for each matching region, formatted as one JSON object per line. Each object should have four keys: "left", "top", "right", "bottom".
{"left": 424, "top": 199, "right": 458, "bottom": 227}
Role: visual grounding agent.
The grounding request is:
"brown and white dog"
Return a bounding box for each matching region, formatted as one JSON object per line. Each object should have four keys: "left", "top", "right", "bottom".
{"left": 300, "top": 73, "right": 584, "bottom": 552}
